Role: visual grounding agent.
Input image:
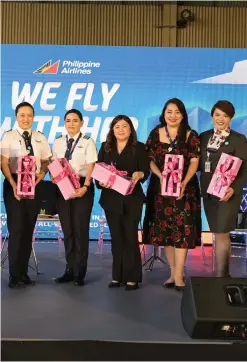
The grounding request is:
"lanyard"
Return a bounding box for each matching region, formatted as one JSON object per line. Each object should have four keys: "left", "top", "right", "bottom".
{"left": 164, "top": 125, "right": 178, "bottom": 151}
{"left": 66, "top": 132, "right": 82, "bottom": 160}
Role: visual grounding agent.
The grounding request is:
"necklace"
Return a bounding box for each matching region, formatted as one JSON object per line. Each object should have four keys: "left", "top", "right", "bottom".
{"left": 165, "top": 125, "right": 178, "bottom": 153}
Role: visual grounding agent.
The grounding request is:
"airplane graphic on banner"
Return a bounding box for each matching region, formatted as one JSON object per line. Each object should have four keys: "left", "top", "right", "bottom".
{"left": 193, "top": 59, "right": 247, "bottom": 84}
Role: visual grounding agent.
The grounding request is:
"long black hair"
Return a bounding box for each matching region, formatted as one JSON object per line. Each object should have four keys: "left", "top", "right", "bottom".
{"left": 159, "top": 98, "right": 191, "bottom": 144}
{"left": 104, "top": 115, "right": 137, "bottom": 153}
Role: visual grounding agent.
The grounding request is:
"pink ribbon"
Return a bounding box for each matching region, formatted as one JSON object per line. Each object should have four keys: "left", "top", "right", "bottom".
{"left": 162, "top": 157, "right": 182, "bottom": 196}
{"left": 54, "top": 159, "right": 80, "bottom": 189}
{"left": 98, "top": 162, "right": 128, "bottom": 187}
{"left": 17, "top": 156, "right": 35, "bottom": 193}
{"left": 214, "top": 157, "right": 236, "bottom": 193}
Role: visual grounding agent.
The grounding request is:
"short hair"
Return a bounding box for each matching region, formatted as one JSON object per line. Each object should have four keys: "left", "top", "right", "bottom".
{"left": 15, "top": 102, "right": 35, "bottom": 116}
{"left": 211, "top": 100, "right": 235, "bottom": 119}
{"left": 64, "top": 109, "right": 83, "bottom": 121}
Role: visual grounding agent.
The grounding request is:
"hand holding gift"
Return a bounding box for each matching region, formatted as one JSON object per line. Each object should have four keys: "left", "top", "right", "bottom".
{"left": 219, "top": 187, "right": 234, "bottom": 202}
{"left": 71, "top": 187, "right": 88, "bottom": 199}
{"left": 177, "top": 180, "right": 187, "bottom": 200}
{"left": 132, "top": 171, "right": 144, "bottom": 185}
{"left": 99, "top": 181, "right": 111, "bottom": 188}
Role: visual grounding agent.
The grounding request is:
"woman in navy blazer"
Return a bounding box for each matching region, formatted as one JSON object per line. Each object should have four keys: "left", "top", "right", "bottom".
{"left": 200, "top": 100, "right": 247, "bottom": 277}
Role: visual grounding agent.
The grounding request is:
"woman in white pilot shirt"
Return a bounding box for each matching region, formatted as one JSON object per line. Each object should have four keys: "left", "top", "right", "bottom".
{"left": 1, "top": 101, "right": 52, "bottom": 288}
{"left": 52, "top": 109, "right": 97, "bottom": 286}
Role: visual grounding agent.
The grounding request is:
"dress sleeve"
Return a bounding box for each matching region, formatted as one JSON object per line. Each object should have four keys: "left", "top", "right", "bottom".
{"left": 187, "top": 130, "right": 200, "bottom": 160}
{"left": 145, "top": 129, "right": 157, "bottom": 163}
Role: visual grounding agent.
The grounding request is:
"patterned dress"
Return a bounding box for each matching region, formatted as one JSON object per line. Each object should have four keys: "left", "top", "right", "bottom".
{"left": 143, "top": 127, "right": 201, "bottom": 249}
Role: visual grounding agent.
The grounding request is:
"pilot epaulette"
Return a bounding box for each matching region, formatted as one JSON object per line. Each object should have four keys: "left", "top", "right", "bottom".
{"left": 56, "top": 135, "right": 63, "bottom": 139}
{"left": 83, "top": 135, "right": 90, "bottom": 140}
{"left": 38, "top": 131, "right": 44, "bottom": 134}
{"left": 6, "top": 129, "right": 12, "bottom": 132}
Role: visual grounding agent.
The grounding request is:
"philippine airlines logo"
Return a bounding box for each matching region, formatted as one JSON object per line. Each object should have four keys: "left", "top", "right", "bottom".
{"left": 33, "top": 59, "right": 60, "bottom": 74}
{"left": 33, "top": 59, "right": 101, "bottom": 75}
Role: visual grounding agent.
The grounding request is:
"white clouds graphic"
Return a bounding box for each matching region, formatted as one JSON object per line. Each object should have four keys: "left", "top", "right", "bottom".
{"left": 193, "top": 59, "right": 247, "bottom": 84}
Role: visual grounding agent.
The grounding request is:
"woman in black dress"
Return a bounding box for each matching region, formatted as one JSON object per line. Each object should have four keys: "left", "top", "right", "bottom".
{"left": 200, "top": 100, "right": 247, "bottom": 277}
{"left": 143, "top": 98, "right": 201, "bottom": 291}
{"left": 96, "top": 115, "right": 150, "bottom": 290}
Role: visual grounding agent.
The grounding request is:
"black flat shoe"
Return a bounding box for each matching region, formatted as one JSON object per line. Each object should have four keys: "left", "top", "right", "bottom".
{"left": 108, "top": 281, "right": 121, "bottom": 288}
{"left": 55, "top": 269, "right": 74, "bottom": 283}
{"left": 125, "top": 283, "right": 139, "bottom": 291}
{"left": 74, "top": 276, "right": 84, "bottom": 286}
{"left": 20, "top": 274, "right": 36, "bottom": 285}
{"left": 8, "top": 277, "right": 21, "bottom": 289}
{"left": 163, "top": 282, "right": 175, "bottom": 288}
{"left": 175, "top": 285, "right": 185, "bottom": 292}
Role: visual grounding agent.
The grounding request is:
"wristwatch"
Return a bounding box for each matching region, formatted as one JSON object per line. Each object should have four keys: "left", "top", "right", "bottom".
{"left": 83, "top": 184, "right": 90, "bottom": 189}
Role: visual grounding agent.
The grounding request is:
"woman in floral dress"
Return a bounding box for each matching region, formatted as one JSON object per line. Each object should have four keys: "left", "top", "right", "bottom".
{"left": 143, "top": 98, "right": 201, "bottom": 291}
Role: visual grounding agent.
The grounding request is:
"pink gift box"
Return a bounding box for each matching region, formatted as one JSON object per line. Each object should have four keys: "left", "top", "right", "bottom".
{"left": 48, "top": 158, "right": 81, "bottom": 200}
{"left": 207, "top": 153, "right": 242, "bottom": 198}
{"left": 92, "top": 162, "right": 135, "bottom": 195}
{"left": 17, "top": 155, "right": 36, "bottom": 199}
{"left": 161, "top": 154, "right": 184, "bottom": 197}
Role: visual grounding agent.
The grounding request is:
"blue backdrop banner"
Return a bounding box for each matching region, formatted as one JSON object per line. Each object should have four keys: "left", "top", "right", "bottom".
{"left": 1, "top": 45, "right": 247, "bottom": 239}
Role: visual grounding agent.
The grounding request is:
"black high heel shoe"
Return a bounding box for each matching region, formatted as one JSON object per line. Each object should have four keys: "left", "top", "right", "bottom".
{"left": 175, "top": 285, "right": 185, "bottom": 292}
{"left": 108, "top": 281, "right": 121, "bottom": 288}
{"left": 125, "top": 283, "right": 139, "bottom": 291}
{"left": 163, "top": 282, "right": 175, "bottom": 288}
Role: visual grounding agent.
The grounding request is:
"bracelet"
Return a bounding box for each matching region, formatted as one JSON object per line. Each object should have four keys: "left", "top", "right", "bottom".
{"left": 83, "top": 185, "right": 90, "bottom": 189}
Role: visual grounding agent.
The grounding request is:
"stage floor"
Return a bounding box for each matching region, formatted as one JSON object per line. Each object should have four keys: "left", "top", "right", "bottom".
{"left": 1, "top": 242, "right": 247, "bottom": 343}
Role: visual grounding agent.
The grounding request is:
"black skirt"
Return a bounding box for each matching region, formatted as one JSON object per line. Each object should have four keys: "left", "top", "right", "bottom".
{"left": 203, "top": 195, "right": 242, "bottom": 233}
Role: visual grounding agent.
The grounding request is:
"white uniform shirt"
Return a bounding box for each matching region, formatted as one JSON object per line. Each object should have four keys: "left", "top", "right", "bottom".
{"left": 52, "top": 132, "right": 98, "bottom": 177}
{"left": 1, "top": 126, "right": 52, "bottom": 174}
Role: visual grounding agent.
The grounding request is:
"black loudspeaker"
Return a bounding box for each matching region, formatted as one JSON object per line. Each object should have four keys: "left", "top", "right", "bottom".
{"left": 181, "top": 277, "right": 247, "bottom": 339}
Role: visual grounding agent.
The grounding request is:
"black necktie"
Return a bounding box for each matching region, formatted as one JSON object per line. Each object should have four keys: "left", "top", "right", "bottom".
{"left": 65, "top": 138, "right": 74, "bottom": 160}
{"left": 22, "top": 131, "right": 34, "bottom": 156}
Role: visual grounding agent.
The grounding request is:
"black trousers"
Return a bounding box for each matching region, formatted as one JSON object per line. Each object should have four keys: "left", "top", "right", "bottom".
{"left": 3, "top": 177, "right": 42, "bottom": 278}
{"left": 104, "top": 211, "right": 142, "bottom": 283}
{"left": 56, "top": 181, "right": 94, "bottom": 278}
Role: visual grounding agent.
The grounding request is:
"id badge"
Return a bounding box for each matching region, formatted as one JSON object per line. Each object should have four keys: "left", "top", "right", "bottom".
{"left": 205, "top": 161, "right": 211, "bottom": 173}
